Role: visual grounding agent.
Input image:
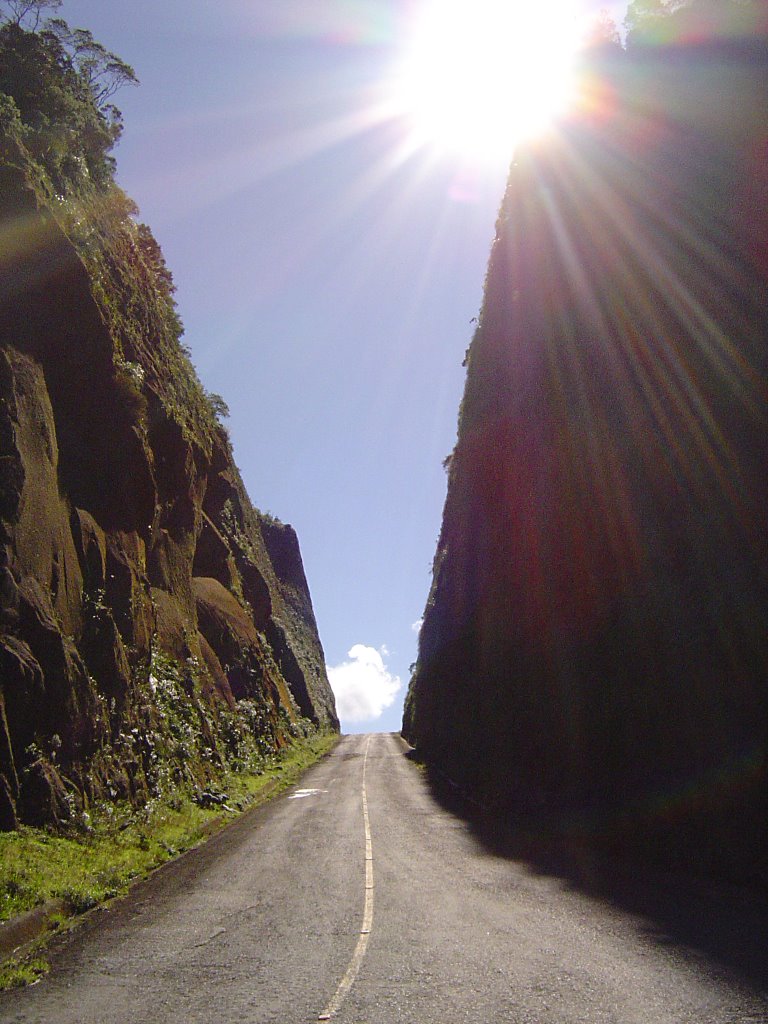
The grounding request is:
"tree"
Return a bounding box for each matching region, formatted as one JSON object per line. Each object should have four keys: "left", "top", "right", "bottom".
{"left": 0, "top": 0, "right": 60, "bottom": 30}
{"left": 624, "top": 0, "right": 682, "bottom": 45}
{"left": 583, "top": 9, "right": 623, "bottom": 52}
{"left": 625, "top": 0, "right": 768, "bottom": 48}
{"left": 45, "top": 19, "right": 136, "bottom": 107}
{"left": 0, "top": 0, "right": 137, "bottom": 190}
{"left": 205, "top": 391, "right": 230, "bottom": 422}
{"left": 136, "top": 223, "right": 176, "bottom": 299}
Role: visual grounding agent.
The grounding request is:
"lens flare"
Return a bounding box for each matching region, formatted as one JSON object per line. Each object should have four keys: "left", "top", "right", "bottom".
{"left": 392, "top": 0, "right": 583, "bottom": 164}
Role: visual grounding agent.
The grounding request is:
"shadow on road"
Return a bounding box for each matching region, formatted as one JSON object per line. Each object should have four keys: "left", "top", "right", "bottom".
{"left": 407, "top": 750, "right": 768, "bottom": 995}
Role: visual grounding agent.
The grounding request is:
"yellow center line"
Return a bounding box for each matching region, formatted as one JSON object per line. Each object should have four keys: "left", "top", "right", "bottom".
{"left": 318, "top": 735, "right": 374, "bottom": 1020}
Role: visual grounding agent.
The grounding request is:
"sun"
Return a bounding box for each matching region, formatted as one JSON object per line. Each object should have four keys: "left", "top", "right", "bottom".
{"left": 392, "top": 0, "right": 583, "bottom": 165}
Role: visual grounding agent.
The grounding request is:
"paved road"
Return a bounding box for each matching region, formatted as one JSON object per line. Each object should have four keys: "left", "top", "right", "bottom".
{"left": 2, "top": 733, "right": 767, "bottom": 1023}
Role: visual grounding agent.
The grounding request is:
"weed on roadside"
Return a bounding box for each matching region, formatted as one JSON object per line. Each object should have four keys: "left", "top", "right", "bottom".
{"left": 0, "top": 955, "right": 49, "bottom": 990}
{"left": 0, "top": 732, "right": 339, "bottom": 989}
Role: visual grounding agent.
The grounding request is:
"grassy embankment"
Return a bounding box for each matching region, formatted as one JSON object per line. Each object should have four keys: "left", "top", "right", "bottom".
{"left": 0, "top": 731, "right": 339, "bottom": 988}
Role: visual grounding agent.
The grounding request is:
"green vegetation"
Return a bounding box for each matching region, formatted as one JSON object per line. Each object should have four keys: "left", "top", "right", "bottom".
{"left": 0, "top": 730, "right": 332, "bottom": 988}
{"left": 0, "top": 954, "right": 49, "bottom": 990}
{"left": 0, "top": 0, "right": 227, "bottom": 449}
{"left": 135, "top": 645, "right": 280, "bottom": 801}
{"left": 0, "top": 0, "right": 136, "bottom": 191}
{"left": 0, "top": 729, "right": 338, "bottom": 985}
{"left": 0, "top": 0, "right": 337, "bottom": 847}
{"left": 0, "top": 730, "right": 338, "bottom": 923}
{"left": 623, "top": 0, "right": 765, "bottom": 47}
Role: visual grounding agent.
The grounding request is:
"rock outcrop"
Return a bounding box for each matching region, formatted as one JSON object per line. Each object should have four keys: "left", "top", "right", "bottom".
{"left": 0, "top": 114, "right": 337, "bottom": 830}
{"left": 404, "top": 24, "right": 768, "bottom": 885}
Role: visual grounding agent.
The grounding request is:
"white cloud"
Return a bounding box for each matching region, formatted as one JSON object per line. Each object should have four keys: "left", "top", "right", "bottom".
{"left": 411, "top": 618, "right": 423, "bottom": 634}
{"left": 327, "top": 645, "right": 402, "bottom": 724}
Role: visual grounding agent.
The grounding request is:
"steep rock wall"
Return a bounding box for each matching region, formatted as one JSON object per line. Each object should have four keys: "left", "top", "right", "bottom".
{"left": 0, "top": 128, "right": 337, "bottom": 830}
{"left": 404, "top": 40, "right": 768, "bottom": 885}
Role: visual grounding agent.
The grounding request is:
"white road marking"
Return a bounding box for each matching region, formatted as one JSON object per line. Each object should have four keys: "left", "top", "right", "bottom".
{"left": 288, "top": 789, "right": 328, "bottom": 800}
{"left": 318, "top": 736, "right": 374, "bottom": 1020}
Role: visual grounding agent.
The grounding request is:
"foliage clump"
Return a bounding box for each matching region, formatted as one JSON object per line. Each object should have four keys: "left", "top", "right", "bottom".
{"left": 623, "top": 0, "right": 766, "bottom": 48}
{"left": 139, "top": 647, "right": 280, "bottom": 802}
{"left": 0, "top": 0, "right": 136, "bottom": 191}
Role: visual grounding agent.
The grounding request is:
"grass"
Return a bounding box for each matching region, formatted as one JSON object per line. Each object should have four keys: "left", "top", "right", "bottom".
{"left": 0, "top": 955, "right": 49, "bottom": 990}
{"left": 0, "top": 731, "right": 339, "bottom": 987}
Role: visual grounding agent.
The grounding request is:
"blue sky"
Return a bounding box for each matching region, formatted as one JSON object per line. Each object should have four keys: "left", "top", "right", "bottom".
{"left": 57, "top": 0, "right": 625, "bottom": 734}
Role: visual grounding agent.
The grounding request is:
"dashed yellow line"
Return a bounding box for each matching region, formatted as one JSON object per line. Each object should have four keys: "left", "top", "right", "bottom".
{"left": 318, "top": 735, "right": 374, "bottom": 1020}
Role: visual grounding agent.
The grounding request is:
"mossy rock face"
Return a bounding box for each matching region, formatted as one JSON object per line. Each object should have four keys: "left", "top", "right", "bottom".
{"left": 194, "top": 575, "right": 294, "bottom": 721}
{"left": 0, "top": 773, "right": 16, "bottom": 831}
{"left": 192, "top": 512, "right": 239, "bottom": 595}
{"left": 18, "top": 759, "right": 73, "bottom": 828}
{"left": 71, "top": 510, "right": 107, "bottom": 591}
{"left": 79, "top": 603, "right": 132, "bottom": 708}
{"left": 0, "top": 114, "right": 338, "bottom": 832}
{"left": 196, "top": 632, "right": 235, "bottom": 710}
{"left": 260, "top": 519, "right": 339, "bottom": 731}
{"left": 406, "top": 39, "right": 768, "bottom": 888}
{"left": 0, "top": 348, "right": 84, "bottom": 637}
{"left": 150, "top": 588, "right": 194, "bottom": 664}
{"left": 104, "top": 531, "right": 155, "bottom": 658}
{"left": 194, "top": 576, "right": 262, "bottom": 659}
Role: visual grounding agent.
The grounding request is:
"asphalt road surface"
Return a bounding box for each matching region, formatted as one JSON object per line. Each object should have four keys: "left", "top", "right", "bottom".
{"left": 2, "top": 732, "right": 767, "bottom": 1023}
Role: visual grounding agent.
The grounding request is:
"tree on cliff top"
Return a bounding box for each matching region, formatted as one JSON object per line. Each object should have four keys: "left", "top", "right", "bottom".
{"left": 585, "top": 9, "right": 622, "bottom": 50}
{"left": 625, "top": 0, "right": 768, "bottom": 47}
{"left": 624, "top": 0, "right": 682, "bottom": 41}
{"left": 0, "top": 0, "right": 136, "bottom": 190}
{"left": 0, "top": 0, "right": 60, "bottom": 30}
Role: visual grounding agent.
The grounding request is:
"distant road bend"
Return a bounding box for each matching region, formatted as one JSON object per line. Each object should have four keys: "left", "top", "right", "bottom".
{"left": 3, "top": 733, "right": 767, "bottom": 1023}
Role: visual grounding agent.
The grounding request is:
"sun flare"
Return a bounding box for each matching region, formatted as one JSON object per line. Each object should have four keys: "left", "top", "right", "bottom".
{"left": 393, "top": 0, "right": 583, "bottom": 165}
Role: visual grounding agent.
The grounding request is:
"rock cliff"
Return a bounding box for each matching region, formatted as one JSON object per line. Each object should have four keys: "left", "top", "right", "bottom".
{"left": 0, "top": 104, "right": 337, "bottom": 831}
{"left": 404, "top": 25, "right": 768, "bottom": 885}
